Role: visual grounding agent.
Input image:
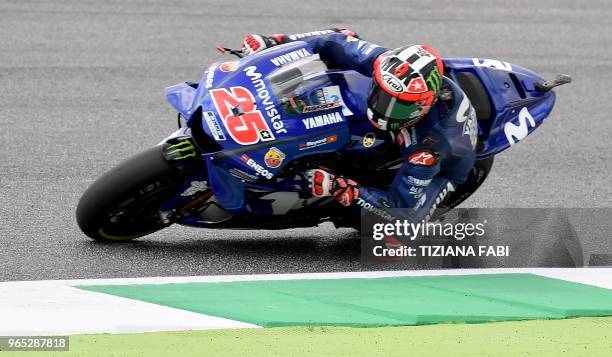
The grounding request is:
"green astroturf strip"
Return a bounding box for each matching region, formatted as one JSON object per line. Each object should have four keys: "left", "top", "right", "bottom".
{"left": 9, "top": 318, "right": 612, "bottom": 357}
{"left": 77, "top": 274, "right": 612, "bottom": 327}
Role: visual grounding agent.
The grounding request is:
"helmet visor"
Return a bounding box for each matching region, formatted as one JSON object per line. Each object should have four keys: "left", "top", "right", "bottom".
{"left": 367, "top": 83, "right": 424, "bottom": 123}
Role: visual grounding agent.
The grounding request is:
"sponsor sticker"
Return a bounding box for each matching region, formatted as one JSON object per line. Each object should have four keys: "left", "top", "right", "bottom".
{"left": 463, "top": 105, "right": 478, "bottom": 149}
{"left": 504, "top": 107, "right": 535, "bottom": 146}
{"left": 382, "top": 74, "right": 403, "bottom": 93}
{"left": 240, "top": 154, "right": 273, "bottom": 179}
{"left": 264, "top": 147, "right": 285, "bottom": 169}
{"left": 181, "top": 181, "right": 208, "bottom": 197}
{"left": 259, "top": 129, "right": 274, "bottom": 141}
{"left": 302, "top": 112, "right": 344, "bottom": 130}
{"left": 356, "top": 198, "right": 395, "bottom": 221}
{"left": 302, "top": 101, "right": 341, "bottom": 113}
{"left": 270, "top": 48, "right": 313, "bottom": 66}
{"left": 408, "top": 151, "right": 436, "bottom": 166}
{"left": 409, "top": 186, "right": 424, "bottom": 197}
{"left": 315, "top": 86, "right": 353, "bottom": 116}
{"left": 471, "top": 58, "right": 513, "bottom": 72}
{"left": 219, "top": 61, "right": 239, "bottom": 72}
{"left": 362, "top": 132, "right": 376, "bottom": 148}
{"left": 298, "top": 135, "right": 337, "bottom": 150}
{"left": 406, "top": 175, "right": 432, "bottom": 187}
{"left": 244, "top": 66, "right": 287, "bottom": 135}
{"left": 288, "top": 30, "right": 334, "bottom": 41}
{"left": 204, "top": 63, "right": 217, "bottom": 89}
{"left": 424, "top": 181, "right": 455, "bottom": 221}
{"left": 203, "top": 111, "right": 226, "bottom": 141}
{"left": 425, "top": 66, "right": 441, "bottom": 92}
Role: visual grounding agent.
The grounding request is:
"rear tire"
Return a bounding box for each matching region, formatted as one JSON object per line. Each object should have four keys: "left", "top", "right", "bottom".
{"left": 76, "top": 146, "right": 187, "bottom": 242}
{"left": 440, "top": 156, "right": 494, "bottom": 209}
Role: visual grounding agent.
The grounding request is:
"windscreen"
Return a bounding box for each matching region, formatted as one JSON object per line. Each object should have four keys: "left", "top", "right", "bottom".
{"left": 267, "top": 55, "right": 337, "bottom": 115}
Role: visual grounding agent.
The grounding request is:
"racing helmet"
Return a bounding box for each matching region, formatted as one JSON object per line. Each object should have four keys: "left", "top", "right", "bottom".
{"left": 368, "top": 45, "right": 444, "bottom": 131}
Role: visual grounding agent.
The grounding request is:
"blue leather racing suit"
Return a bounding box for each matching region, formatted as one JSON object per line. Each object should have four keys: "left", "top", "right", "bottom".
{"left": 280, "top": 30, "right": 478, "bottom": 222}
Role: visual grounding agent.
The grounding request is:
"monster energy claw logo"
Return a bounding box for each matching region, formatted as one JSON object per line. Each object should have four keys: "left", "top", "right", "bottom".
{"left": 165, "top": 140, "right": 196, "bottom": 160}
{"left": 426, "top": 66, "right": 441, "bottom": 93}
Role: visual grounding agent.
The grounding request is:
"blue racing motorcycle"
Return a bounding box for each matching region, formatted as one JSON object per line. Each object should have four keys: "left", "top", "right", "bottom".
{"left": 76, "top": 42, "right": 570, "bottom": 241}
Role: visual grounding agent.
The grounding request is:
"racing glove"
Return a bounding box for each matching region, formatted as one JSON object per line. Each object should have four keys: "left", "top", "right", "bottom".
{"left": 306, "top": 168, "right": 360, "bottom": 207}
{"left": 242, "top": 34, "right": 283, "bottom": 56}
{"left": 335, "top": 27, "right": 359, "bottom": 38}
{"left": 242, "top": 28, "right": 358, "bottom": 56}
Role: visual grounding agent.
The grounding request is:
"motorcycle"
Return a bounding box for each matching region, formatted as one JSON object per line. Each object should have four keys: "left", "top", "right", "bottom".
{"left": 76, "top": 41, "right": 570, "bottom": 241}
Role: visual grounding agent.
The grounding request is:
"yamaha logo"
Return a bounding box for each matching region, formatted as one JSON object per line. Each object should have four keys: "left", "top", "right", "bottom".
{"left": 382, "top": 74, "right": 403, "bottom": 93}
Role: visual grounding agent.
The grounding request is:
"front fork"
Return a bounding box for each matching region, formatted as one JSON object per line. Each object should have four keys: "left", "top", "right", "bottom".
{"left": 157, "top": 129, "right": 216, "bottom": 224}
{"left": 155, "top": 128, "right": 317, "bottom": 225}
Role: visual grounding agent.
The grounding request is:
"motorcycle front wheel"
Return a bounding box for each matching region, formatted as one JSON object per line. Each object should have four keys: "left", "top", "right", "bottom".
{"left": 76, "top": 146, "right": 187, "bottom": 242}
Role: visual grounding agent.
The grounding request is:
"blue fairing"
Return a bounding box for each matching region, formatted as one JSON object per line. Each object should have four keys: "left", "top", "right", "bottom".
{"left": 444, "top": 58, "right": 556, "bottom": 158}
{"left": 172, "top": 42, "right": 368, "bottom": 210}
{"left": 163, "top": 42, "right": 559, "bottom": 218}
{"left": 165, "top": 82, "right": 197, "bottom": 119}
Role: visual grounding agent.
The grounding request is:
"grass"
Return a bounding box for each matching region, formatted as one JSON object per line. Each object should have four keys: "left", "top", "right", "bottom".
{"left": 6, "top": 317, "right": 612, "bottom": 357}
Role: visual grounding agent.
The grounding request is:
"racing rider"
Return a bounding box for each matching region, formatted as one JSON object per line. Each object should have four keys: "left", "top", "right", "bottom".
{"left": 241, "top": 29, "right": 478, "bottom": 222}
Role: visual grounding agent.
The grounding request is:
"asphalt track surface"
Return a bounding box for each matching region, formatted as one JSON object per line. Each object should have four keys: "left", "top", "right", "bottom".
{"left": 1, "top": 0, "right": 611, "bottom": 281}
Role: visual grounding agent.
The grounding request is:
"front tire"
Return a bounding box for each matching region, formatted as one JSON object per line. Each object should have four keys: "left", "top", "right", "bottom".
{"left": 76, "top": 146, "right": 187, "bottom": 242}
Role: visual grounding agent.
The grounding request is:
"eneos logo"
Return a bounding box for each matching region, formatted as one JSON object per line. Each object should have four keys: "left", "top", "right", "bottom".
{"left": 240, "top": 154, "right": 273, "bottom": 179}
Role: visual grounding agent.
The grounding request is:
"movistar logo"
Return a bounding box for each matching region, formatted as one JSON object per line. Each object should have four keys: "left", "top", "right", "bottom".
{"left": 504, "top": 107, "right": 535, "bottom": 146}
{"left": 426, "top": 66, "right": 441, "bottom": 93}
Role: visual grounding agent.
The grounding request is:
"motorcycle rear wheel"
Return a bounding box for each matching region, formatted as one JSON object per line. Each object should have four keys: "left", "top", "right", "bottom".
{"left": 440, "top": 156, "right": 495, "bottom": 209}
{"left": 76, "top": 146, "right": 186, "bottom": 242}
